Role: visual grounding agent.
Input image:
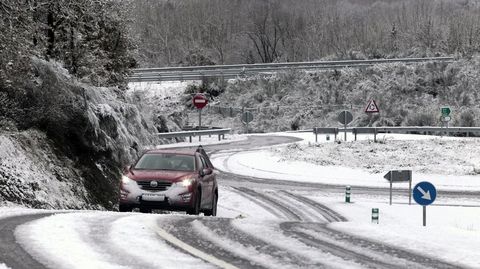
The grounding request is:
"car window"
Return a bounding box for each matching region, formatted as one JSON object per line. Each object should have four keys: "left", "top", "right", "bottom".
{"left": 134, "top": 153, "right": 195, "bottom": 171}
{"left": 200, "top": 156, "right": 209, "bottom": 169}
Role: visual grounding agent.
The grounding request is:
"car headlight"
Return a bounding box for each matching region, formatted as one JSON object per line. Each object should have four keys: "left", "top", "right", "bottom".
{"left": 181, "top": 178, "right": 193, "bottom": 187}
{"left": 122, "top": 175, "right": 132, "bottom": 185}
{"left": 173, "top": 177, "right": 194, "bottom": 187}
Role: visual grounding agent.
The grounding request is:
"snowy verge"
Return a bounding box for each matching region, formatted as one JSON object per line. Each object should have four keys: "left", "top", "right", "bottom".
{"left": 308, "top": 194, "right": 480, "bottom": 268}
{"left": 212, "top": 133, "right": 480, "bottom": 191}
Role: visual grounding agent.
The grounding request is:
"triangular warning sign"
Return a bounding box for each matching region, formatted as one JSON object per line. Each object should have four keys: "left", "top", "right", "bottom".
{"left": 365, "top": 100, "right": 380, "bottom": 113}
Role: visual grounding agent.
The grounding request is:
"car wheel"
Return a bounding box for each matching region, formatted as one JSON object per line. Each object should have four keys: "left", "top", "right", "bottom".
{"left": 204, "top": 192, "right": 217, "bottom": 217}
{"left": 139, "top": 207, "right": 152, "bottom": 213}
{"left": 119, "top": 205, "right": 131, "bottom": 212}
{"left": 187, "top": 191, "right": 201, "bottom": 215}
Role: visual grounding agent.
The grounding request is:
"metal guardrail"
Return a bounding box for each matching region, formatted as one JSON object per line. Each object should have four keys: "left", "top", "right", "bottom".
{"left": 313, "top": 126, "right": 480, "bottom": 142}
{"left": 156, "top": 128, "right": 231, "bottom": 143}
{"left": 129, "top": 57, "right": 454, "bottom": 82}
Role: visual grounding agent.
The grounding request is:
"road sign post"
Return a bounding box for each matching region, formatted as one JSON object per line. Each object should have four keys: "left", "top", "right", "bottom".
{"left": 440, "top": 107, "right": 451, "bottom": 136}
{"left": 241, "top": 111, "right": 254, "bottom": 133}
{"left": 413, "top": 181, "right": 437, "bottom": 227}
{"left": 193, "top": 94, "right": 208, "bottom": 141}
{"left": 338, "top": 111, "right": 353, "bottom": 141}
{"left": 384, "top": 170, "right": 412, "bottom": 205}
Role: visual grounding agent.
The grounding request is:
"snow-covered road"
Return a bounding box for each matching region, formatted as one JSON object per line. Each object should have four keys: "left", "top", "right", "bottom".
{"left": 1, "top": 134, "right": 479, "bottom": 268}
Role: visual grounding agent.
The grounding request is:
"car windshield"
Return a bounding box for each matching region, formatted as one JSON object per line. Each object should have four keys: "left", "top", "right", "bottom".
{"left": 134, "top": 153, "right": 195, "bottom": 171}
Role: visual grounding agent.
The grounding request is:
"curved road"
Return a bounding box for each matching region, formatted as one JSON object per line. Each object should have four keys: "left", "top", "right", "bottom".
{"left": 0, "top": 135, "right": 475, "bottom": 269}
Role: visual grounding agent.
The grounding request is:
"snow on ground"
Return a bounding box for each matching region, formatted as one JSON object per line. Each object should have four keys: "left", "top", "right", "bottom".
{"left": 11, "top": 188, "right": 273, "bottom": 269}
{"left": 229, "top": 219, "right": 360, "bottom": 268}
{"left": 154, "top": 133, "right": 248, "bottom": 149}
{"left": 0, "top": 263, "right": 10, "bottom": 269}
{"left": 210, "top": 132, "right": 480, "bottom": 268}
{"left": 7, "top": 131, "right": 480, "bottom": 268}
{"left": 216, "top": 187, "right": 278, "bottom": 219}
{"left": 212, "top": 132, "right": 480, "bottom": 191}
{"left": 303, "top": 193, "right": 480, "bottom": 268}
{"left": 15, "top": 212, "right": 215, "bottom": 269}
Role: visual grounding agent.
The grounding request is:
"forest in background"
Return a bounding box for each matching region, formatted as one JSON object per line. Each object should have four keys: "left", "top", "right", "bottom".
{"left": 130, "top": 0, "right": 480, "bottom": 67}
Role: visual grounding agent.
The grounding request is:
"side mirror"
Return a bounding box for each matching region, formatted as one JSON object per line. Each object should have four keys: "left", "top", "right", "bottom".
{"left": 199, "top": 168, "right": 213, "bottom": 177}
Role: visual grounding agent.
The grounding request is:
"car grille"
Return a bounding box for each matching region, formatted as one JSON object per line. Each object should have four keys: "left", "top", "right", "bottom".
{"left": 137, "top": 181, "right": 172, "bottom": 191}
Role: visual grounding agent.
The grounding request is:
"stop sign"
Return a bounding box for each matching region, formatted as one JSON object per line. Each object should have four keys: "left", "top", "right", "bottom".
{"left": 192, "top": 94, "right": 208, "bottom": 109}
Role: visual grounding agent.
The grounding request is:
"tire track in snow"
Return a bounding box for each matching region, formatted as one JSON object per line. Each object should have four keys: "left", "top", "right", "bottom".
{"left": 232, "top": 187, "right": 302, "bottom": 221}
{"left": 195, "top": 217, "right": 326, "bottom": 269}
{"left": 157, "top": 216, "right": 266, "bottom": 269}
{"left": 283, "top": 222, "right": 463, "bottom": 269}
{"left": 232, "top": 188, "right": 462, "bottom": 269}
{"left": 278, "top": 191, "right": 347, "bottom": 222}
{"left": 228, "top": 189, "right": 400, "bottom": 268}
{"left": 280, "top": 222, "right": 408, "bottom": 269}
{"left": 228, "top": 187, "right": 289, "bottom": 220}
{"left": 80, "top": 214, "right": 158, "bottom": 269}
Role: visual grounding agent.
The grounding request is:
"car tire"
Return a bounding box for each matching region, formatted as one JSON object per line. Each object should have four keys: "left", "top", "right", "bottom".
{"left": 204, "top": 192, "right": 217, "bottom": 217}
{"left": 139, "top": 207, "right": 152, "bottom": 213}
{"left": 119, "top": 205, "right": 131, "bottom": 212}
{"left": 187, "top": 191, "right": 201, "bottom": 215}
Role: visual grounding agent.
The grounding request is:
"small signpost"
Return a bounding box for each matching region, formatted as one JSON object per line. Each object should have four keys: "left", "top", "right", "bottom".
{"left": 192, "top": 93, "right": 208, "bottom": 141}
{"left": 365, "top": 100, "right": 380, "bottom": 113}
{"left": 441, "top": 107, "right": 451, "bottom": 117}
{"left": 241, "top": 111, "right": 254, "bottom": 133}
{"left": 413, "top": 181, "right": 437, "bottom": 226}
{"left": 372, "top": 208, "right": 379, "bottom": 224}
{"left": 441, "top": 107, "right": 451, "bottom": 131}
{"left": 384, "top": 170, "right": 412, "bottom": 205}
{"left": 338, "top": 110, "right": 353, "bottom": 141}
{"left": 345, "top": 186, "right": 351, "bottom": 203}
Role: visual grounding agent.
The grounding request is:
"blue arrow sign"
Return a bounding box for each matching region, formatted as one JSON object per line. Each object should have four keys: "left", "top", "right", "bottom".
{"left": 413, "top": 181, "right": 437, "bottom": 206}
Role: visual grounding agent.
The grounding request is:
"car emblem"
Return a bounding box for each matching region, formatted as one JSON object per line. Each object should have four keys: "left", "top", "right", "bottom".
{"left": 150, "top": 181, "right": 158, "bottom": 188}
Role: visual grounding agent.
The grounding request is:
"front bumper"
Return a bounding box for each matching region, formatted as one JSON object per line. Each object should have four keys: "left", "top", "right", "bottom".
{"left": 119, "top": 181, "right": 194, "bottom": 209}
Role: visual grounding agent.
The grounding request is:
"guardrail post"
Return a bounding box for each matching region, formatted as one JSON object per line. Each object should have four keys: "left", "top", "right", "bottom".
{"left": 334, "top": 129, "right": 338, "bottom": 141}
{"left": 218, "top": 134, "right": 221, "bottom": 141}
{"left": 189, "top": 136, "right": 192, "bottom": 143}
{"left": 314, "top": 128, "right": 318, "bottom": 143}
{"left": 353, "top": 128, "right": 357, "bottom": 141}
{"left": 374, "top": 128, "right": 377, "bottom": 142}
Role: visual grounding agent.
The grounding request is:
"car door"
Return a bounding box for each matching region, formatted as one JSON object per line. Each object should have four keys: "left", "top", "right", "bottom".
{"left": 199, "top": 155, "right": 214, "bottom": 207}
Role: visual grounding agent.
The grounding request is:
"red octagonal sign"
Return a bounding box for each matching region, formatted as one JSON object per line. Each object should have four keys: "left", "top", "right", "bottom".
{"left": 192, "top": 93, "right": 208, "bottom": 109}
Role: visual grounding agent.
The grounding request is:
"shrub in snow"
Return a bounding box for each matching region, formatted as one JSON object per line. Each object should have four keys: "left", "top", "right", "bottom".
{"left": 203, "top": 59, "right": 480, "bottom": 133}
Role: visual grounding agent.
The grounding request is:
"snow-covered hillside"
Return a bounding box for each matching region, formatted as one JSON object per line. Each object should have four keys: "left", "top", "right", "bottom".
{"left": 0, "top": 60, "right": 162, "bottom": 209}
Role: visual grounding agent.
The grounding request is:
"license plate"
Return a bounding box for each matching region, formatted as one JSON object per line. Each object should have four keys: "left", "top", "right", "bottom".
{"left": 142, "top": 194, "right": 165, "bottom": 202}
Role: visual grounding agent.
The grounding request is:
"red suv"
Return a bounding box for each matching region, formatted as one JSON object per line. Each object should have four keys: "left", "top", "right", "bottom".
{"left": 119, "top": 146, "right": 218, "bottom": 216}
